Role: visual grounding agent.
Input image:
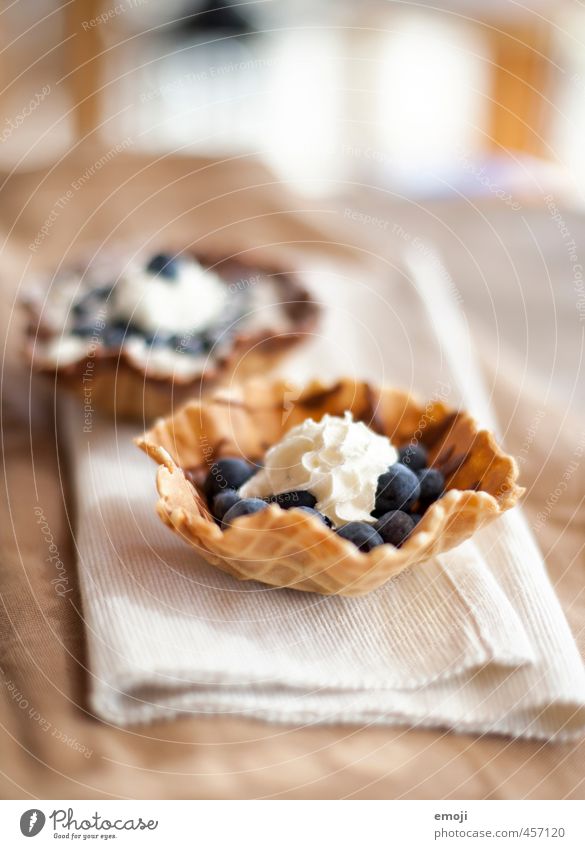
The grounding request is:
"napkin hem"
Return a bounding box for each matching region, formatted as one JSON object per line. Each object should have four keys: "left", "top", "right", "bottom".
{"left": 91, "top": 689, "right": 585, "bottom": 743}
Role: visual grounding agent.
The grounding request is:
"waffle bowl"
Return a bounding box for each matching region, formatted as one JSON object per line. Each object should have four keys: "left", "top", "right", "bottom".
{"left": 24, "top": 252, "right": 320, "bottom": 420}
{"left": 136, "top": 378, "right": 524, "bottom": 596}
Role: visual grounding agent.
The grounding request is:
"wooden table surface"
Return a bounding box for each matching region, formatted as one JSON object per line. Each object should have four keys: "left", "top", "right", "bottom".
{"left": 0, "top": 144, "right": 583, "bottom": 799}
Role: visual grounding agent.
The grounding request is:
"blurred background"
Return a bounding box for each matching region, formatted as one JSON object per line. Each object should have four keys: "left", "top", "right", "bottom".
{"left": 1, "top": 0, "right": 584, "bottom": 411}
{"left": 1, "top": 0, "right": 584, "bottom": 198}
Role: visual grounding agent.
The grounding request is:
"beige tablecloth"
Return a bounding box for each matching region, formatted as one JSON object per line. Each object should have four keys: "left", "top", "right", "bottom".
{"left": 0, "top": 143, "right": 583, "bottom": 798}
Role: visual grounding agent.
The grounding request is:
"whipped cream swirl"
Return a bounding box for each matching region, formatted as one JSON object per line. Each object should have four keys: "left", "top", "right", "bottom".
{"left": 239, "top": 411, "right": 397, "bottom": 525}
{"left": 114, "top": 260, "right": 228, "bottom": 335}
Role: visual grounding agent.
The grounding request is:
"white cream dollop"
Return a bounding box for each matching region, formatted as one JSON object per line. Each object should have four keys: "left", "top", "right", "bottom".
{"left": 239, "top": 411, "right": 397, "bottom": 526}
{"left": 38, "top": 334, "right": 89, "bottom": 367}
{"left": 114, "top": 259, "right": 229, "bottom": 334}
{"left": 123, "top": 336, "right": 208, "bottom": 379}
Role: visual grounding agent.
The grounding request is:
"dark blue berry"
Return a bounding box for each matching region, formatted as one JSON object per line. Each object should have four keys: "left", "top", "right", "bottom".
{"left": 212, "top": 489, "right": 240, "bottom": 523}
{"left": 102, "top": 319, "right": 139, "bottom": 347}
{"left": 374, "top": 510, "right": 415, "bottom": 547}
{"left": 102, "top": 326, "right": 127, "bottom": 347}
{"left": 93, "top": 284, "right": 114, "bottom": 300}
{"left": 398, "top": 443, "right": 428, "bottom": 471}
{"left": 203, "top": 326, "right": 237, "bottom": 354}
{"left": 146, "top": 253, "right": 179, "bottom": 279}
{"left": 72, "top": 285, "right": 112, "bottom": 318}
{"left": 71, "top": 321, "right": 99, "bottom": 337}
{"left": 223, "top": 497, "right": 268, "bottom": 524}
{"left": 416, "top": 468, "right": 445, "bottom": 506}
{"left": 144, "top": 330, "right": 173, "bottom": 348}
{"left": 375, "top": 463, "right": 420, "bottom": 514}
{"left": 171, "top": 333, "right": 207, "bottom": 356}
{"left": 295, "top": 506, "right": 332, "bottom": 526}
{"left": 410, "top": 513, "right": 422, "bottom": 525}
{"left": 72, "top": 300, "right": 88, "bottom": 318}
{"left": 203, "top": 325, "right": 226, "bottom": 346}
{"left": 267, "top": 490, "right": 317, "bottom": 510}
{"left": 204, "top": 457, "right": 255, "bottom": 501}
{"left": 336, "top": 522, "right": 384, "bottom": 552}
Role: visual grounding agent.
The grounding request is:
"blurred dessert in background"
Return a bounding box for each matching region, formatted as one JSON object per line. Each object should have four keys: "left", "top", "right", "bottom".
{"left": 23, "top": 250, "right": 320, "bottom": 420}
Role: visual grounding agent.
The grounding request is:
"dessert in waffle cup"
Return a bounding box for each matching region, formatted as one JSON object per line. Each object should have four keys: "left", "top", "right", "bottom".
{"left": 136, "top": 378, "right": 524, "bottom": 597}
{"left": 23, "top": 250, "right": 320, "bottom": 421}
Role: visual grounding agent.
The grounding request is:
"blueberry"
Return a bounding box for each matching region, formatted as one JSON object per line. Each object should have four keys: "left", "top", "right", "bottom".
{"left": 336, "top": 522, "right": 384, "bottom": 552}
{"left": 102, "top": 325, "right": 127, "bottom": 347}
{"left": 146, "top": 253, "right": 179, "bottom": 279}
{"left": 267, "top": 490, "right": 317, "bottom": 510}
{"left": 172, "top": 333, "right": 207, "bottom": 356}
{"left": 398, "top": 443, "right": 428, "bottom": 471}
{"left": 223, "top": 497, "right": 268, "bottom": 525}
{"left": 204, "top": 457, "right": 255, "bottom": 501}
{"left": 374, "top": 510, "right": 415, "bottom": 547}
{"left": 203, "top": 325, "right": 235, "bottom": 353}
{"left": 203, "top": 325, "right": 225, "bottom": 345}
{"left": 72, "top": 286, "right": 112, "bottom": 318}
{"left": 144, "top": 330, "right": 173, "bottom": 348}
{"left": 71, "top": 321, "right": 99, "bottom": 338}
{"left": 93, "top": 284, "right": 114, "bottom": 300}
{"left": 375, "top": 463, "right": 420, "bottom": 514}
{"left": 102, "top": 319, "right": 139, "bottom": 348}
{"left": 410, "top": 513, "right": 422, "bottom": 525}
{"left": 212, "top": 489, "right": 240, "bottom": 523}
{"left": 72, "top": 300, "right": 88, "bottom": 318}
{"left": 295, "top": 506, "right": 332, "bottom": 526}
{"left": 416, "top": 468, "right": 445, "bottom": 506}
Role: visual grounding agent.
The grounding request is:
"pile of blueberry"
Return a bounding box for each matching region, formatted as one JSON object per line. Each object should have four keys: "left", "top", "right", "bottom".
{"left": 68, "top": 253, "right": 245, "bottom": 355}
{"left": 200, "top": 442, "right": 445, "bottom": 552}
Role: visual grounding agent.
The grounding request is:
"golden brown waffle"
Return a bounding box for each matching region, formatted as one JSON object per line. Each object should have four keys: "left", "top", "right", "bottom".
{"left": 136, "top": 378, "right": 524, "bottom": 596}
{"left": 37, "top": 343, "right": 305, "bottom": 421}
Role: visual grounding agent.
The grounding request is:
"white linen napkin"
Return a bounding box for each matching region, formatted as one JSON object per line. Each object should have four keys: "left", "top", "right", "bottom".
{"left": 65, "top": 256, "right": 585, "bottom": 739}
